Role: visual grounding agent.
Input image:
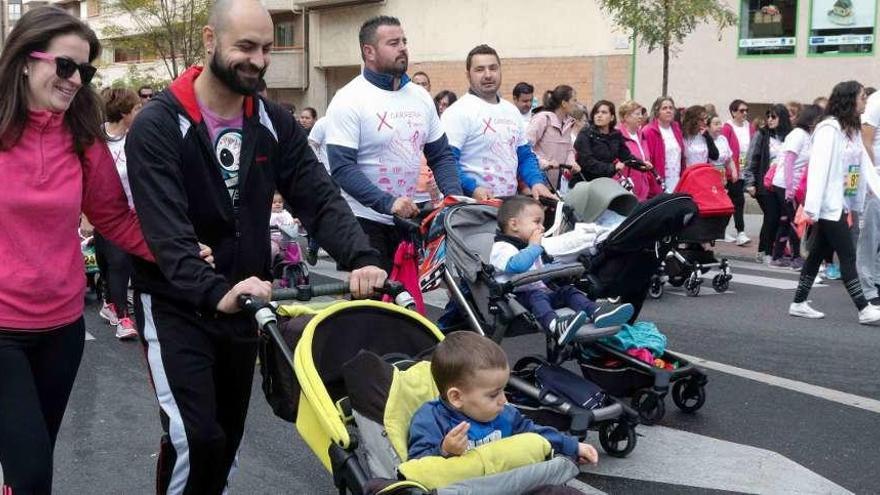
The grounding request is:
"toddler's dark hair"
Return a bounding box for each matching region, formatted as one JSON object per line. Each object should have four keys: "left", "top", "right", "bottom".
{"left": 431, "top": 331, "right": 508, "bottom": 400}
{"left": 497, "top": 195, "right": 541, "bottom": 231}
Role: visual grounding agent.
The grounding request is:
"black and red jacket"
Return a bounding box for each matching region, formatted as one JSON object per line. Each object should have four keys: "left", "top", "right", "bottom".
{"left": 126, "top": 66, "right": 380, "bottom": 312}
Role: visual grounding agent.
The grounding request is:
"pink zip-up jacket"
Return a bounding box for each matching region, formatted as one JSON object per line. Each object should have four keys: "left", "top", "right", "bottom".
{"left": 0, "top": 110, "right": 152, "bottom": 331}
{"left": 617, "top": 123, "right": 663, "bottom": 201}
{"left": 643, "top": 119, "right": 685, "bottom": 184}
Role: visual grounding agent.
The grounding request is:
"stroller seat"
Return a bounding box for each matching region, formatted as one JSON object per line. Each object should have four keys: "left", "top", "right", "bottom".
{"left": 343, "top": 351, "right": 579, "bottom": 494}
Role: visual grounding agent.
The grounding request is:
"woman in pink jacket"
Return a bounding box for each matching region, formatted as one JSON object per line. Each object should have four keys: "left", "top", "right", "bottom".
{"left": 643, "top": 96, "right": 686, "bottom": 192}
{"left": 0, "top": 8, "right": 155, "bottom": 493}
{"left": 617, "top": 100, "right": 662, "bottom": 201}
{"left": 527, "top": 85, "right": 582, "bottom": 193}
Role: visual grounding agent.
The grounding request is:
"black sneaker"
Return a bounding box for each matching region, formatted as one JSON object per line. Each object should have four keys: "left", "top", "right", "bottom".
{"left": 549, "top": 311, "right": 588, "bottom": 346}
{"left": 305, "top": 248, "right": 318, "bottom": 266}
{"left": 591, "top": 303, "right": 634, "bottom": 329}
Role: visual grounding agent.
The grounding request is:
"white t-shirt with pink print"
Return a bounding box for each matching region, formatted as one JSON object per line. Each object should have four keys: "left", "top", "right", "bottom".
{"left": 325, "top": 75, "right": 444, "bottom": 224}
{"left": 442, "top": 93, "right": 529, "bottom": 197}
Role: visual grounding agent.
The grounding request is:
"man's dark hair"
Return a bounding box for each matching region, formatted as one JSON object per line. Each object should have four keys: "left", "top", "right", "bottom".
{"left": 431, "top": 331, "right": 508, "bottom": 400}
{"left": 728, "top": 99, "right": 747, "bottom": 115}
{"left": 497, "top": 195, "right": 541, "bottom": 231}
{"left": 280, "top": 102, "right": 296, "bottom": 116}
{"left": 466, "top": 44, "right": 500, "bottom": 71}
{"left": 358, "top": 15, "right": 401, "bottom": 60}
{"left": 413, "top": 71, "right": 430, "bottom": 83}
{"left": 255, "top": 78, "right": 267, "bottom": 93}
{"left": 138, "top": 85, "right": 153, "bottom": 94}
{"left": 513, "top": 82, "right": 534, "bottom": 99}
{"left": 302, "top": 107, "right": 317, "bottom": 119}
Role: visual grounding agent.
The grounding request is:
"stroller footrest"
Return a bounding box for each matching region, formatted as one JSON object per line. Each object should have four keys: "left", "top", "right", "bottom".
{"left": 574, "top": 324, "right": 621, "bottom": 342}
{"left": 590, "top": 402, "right": 623, "bottom": 423}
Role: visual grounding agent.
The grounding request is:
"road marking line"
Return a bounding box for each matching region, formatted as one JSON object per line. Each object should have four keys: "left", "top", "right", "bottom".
{"left": 568, "top": 479, "right": 607, "bottom": 495}
{"left": 666, "top": 289, "right": 735, "bottom": 297}
{"left": 85, "top": 331, "right": 95, "bottom": 341}
{"left": 703, "top": 270, "right": 825, "bottom": 290}
{"left": 675, "top": 351, "right": 880, "bottom": 414}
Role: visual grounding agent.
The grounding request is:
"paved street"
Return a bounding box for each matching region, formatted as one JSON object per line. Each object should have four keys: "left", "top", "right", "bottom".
{"left": 9, "top": 251, "right": 880, "bottom": 494}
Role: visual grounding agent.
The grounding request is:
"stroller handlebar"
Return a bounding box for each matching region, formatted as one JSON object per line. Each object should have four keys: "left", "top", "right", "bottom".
{"left": 261, "top": 280, "right": 411, "bottom": 306}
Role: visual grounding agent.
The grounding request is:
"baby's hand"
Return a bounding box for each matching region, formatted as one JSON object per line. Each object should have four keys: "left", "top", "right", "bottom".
{"left": 528, "top": 226, "right": 545, "bottom": 245}
{"left": 441, "top": 421, "right": 470, "bottom": 457}
{"left": 577, "top": 442, "right": 599, "bottom": 465}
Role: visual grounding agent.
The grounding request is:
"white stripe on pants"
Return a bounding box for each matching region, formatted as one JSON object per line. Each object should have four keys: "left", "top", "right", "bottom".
{"left": 141, "top": 294, "right": 191, "bottom": 495}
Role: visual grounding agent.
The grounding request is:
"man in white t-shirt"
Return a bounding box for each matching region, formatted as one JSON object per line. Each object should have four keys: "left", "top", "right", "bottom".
{"left": 441, "top": 45, "right": 554, "bottom": 202}
{"left": 325, "top": 16, "right": 462, "bottom": 272}
{"left": 512, "top": 81, "right": 535, "bottom": 128}
{"left": 857, "top": 90, "right": 880, "bottom": 304}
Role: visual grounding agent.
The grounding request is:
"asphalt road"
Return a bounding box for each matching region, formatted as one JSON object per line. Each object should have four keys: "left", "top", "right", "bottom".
{"left": 31, "top": 259, "right": 880, "bottom": 494}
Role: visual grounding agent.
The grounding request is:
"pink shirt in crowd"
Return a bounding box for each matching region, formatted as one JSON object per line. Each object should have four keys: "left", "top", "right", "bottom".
{"left": 0, "top": 110, "right": 152, "bottom": 331}
{"left": 527, "top": 110, "right": 577, "bottom": 188}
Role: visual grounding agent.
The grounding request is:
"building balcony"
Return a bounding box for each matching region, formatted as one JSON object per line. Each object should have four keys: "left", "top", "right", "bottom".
{"left": 265, "top": 48, "right": 306, "bottom": 89}
{"left": 293, "top": 0, "right": 383, "bottom": 9}
{"left": 262, "top": 0, "right": 293, "bottom": 13}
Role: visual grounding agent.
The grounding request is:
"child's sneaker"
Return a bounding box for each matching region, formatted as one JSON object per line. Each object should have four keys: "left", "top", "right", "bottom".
{"left": 591, "top": 303, "right": 634, "bottom": 329}
{"left": 115, "top": 317, "right": 138, "bottom": 340}
{"left": 549, "top": 311, "right": 588, "bottom": 346}
{"left": 99, "top": 302, "right": 119, "bottom": 326}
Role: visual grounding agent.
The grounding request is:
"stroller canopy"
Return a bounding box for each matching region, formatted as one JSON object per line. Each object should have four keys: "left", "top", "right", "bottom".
{"left": 564, "top": 178, "right": 638, "bottom": 223}
{"left": 444, "top": 203, "right": 499, "bottom": 283}
{"left": 601, "top": 193, "right": 698, "bottom": 252}
{"left": 674, "top": 164, "right": 734, "bottom": 216}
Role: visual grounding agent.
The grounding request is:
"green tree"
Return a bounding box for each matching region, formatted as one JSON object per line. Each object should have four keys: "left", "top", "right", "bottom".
{"left": 101, "top": 0, "right": 211, "bottom": 80}
{"left": 596, "top": 0, "right": 737, "bottom": 96}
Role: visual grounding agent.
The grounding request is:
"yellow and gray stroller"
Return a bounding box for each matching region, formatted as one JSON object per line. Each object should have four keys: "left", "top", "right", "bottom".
{"left": 240, "top": 284, "right": 582, "bottom": 495}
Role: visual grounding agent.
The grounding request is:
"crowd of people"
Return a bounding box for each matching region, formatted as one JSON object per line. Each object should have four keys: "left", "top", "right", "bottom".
{"left": 3, "top": 1, "right": 880, "bottom": 495}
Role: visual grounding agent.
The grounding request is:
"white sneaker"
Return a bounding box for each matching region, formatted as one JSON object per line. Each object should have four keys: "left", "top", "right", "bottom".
{"left": 99, "top": 302, "right": 119, "bottom": 326}
{"left": 723, "top": 232, "right": 736, "bottom": 243}
{"left": 858, "top": 304, "right": 880, "bottom": 325}
{"left": 115, "top": 317, "right": 138, "bottom": 340}
{"left": 735, "top": 232, "right": 751, "bottom": 246}
{"left": 789, "top": 301, "right": 825, "bottom": 319}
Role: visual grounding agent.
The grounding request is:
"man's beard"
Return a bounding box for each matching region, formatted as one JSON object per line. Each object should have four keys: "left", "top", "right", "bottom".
{"left": 378, "top": 55, "right": 408, "bottom": 77}
{"left": 210, "top": 50, "right": 266, "bottom": 96}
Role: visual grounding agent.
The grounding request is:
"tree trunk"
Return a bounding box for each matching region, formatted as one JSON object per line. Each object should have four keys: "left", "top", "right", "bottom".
{"left": 662, "top": 41, "right": 669, "bottom": 96}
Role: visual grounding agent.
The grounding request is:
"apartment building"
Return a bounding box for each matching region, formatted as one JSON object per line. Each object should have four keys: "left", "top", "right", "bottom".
{"left": 634, "top": 0, "right": 880, "bottom": 113}
{"left": 264, "top": 0, "right": 634, "bottom": 114}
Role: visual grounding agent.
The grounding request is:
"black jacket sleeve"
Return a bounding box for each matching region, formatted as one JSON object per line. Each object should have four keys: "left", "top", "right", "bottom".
{"left": 574, "top": 129, "right": 616, "bottom": 179}
{"left": 126, "top": 105, "right": 231, "bottom": 312}
{"left": 615, "top": 133, "right": 636, "bottom": 165}
{"left": 274, "top": 110, "right": 381, "bottom": 271}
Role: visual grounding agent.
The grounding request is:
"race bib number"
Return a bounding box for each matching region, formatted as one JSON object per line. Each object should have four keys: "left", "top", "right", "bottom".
{"left": 845, "top": 164, "right": 860, "bottom": 197}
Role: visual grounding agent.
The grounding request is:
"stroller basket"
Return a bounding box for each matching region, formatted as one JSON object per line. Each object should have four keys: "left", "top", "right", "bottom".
{"left": 678, "top": 215, "right": 731, "bottom": 242}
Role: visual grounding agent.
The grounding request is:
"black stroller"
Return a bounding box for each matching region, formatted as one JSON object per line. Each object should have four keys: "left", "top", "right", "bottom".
{"left": 443, "top": 188, "right": 710, "bottom": 424}
{"left": 650, "top": 164, "right": 734, "bottom": 298}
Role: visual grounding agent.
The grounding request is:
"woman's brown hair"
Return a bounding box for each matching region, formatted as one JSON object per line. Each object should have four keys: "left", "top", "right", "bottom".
{"left": 682, "top": 105, "right": 708, "bottom": 138}
{"left": 0, "top": 6, "right": 103, "bottom": 158}
{"left": 101, "top": 87, "right": 140, "bottom": 123}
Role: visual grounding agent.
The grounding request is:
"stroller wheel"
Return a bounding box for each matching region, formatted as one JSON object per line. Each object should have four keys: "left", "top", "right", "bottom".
{"left": 648, "top": 280, "right": 664, "bottom": 299}
{"left": 684, "top": 277, "right": 701, "bottom": 297}
{"left": 712, "top": 273, "right": 730, "bottom": 293}
{"left": 632, "top": 390, "right": 666, "bottom": 425}
{"left": 598, "top": 420, "right": 637, "bottom": 458}
{"left": 672, "top": 379, "right": 707, "bottom": 413}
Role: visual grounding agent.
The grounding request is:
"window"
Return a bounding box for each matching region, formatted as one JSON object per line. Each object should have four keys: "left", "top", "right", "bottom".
{"left": 808, "top": 0, "right": 875, "bottom": 55}
{"left": 8, "top": 2, "right": 20, "bottom": 22}
{"left": 274, "top": 21, "right": 296, "bottom": 49}
{"left": 114, "top": 47, "right": 141, "bottom": 63}
{"left": 738, "top": 0, "right": 798, "bottom": 56}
